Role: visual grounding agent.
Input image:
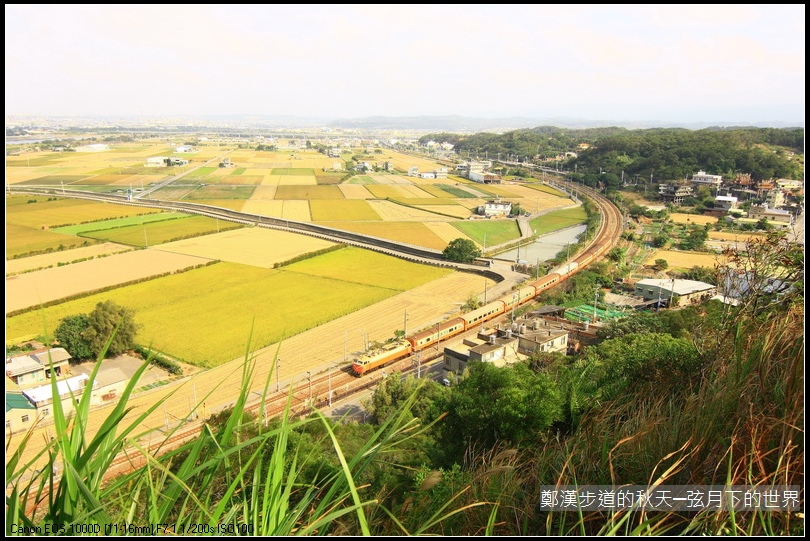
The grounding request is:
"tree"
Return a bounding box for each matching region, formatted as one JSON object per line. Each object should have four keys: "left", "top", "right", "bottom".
{"left": 53, "top": 314, "right": 93, "bottom": 360}
{"left": 442, "top": 238, "right": 481, "bottom": 263}
{"left": 83, "top": 300, "right": 139, "bottom": 358}
{"left": 653, "top": 258, "right": 669, "bottom": 271}
{"left": 440, "top": 362, "right": 561, "bottom": 461}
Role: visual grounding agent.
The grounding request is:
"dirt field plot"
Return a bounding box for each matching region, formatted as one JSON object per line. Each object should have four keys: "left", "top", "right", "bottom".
{"left": 367, "top": 174, "right": 413, "bottom": 185}
{"left": 157, "top": 228, "right": 335, "bottom": 268}
{"left": 310, "top": 200, "right": 381, "bottom": 221}
{"left": 6, "top": 242, "right": 133, "bottom": 276}
{"left": 644, "top": 249, "right": 729, "bottom": 270}
{"left": 708, "top": 231, "right": 766, "bottom": 242}
{"left": 6, "top": 249, "right": 211, "bottom": 313}
{"left": 670, "top": 213, "right": 718, "bottom": 226}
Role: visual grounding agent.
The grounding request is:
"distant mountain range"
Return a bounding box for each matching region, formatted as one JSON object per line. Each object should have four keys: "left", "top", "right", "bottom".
{"left": 5, "top": 114, "right": 803, "bottom": 133}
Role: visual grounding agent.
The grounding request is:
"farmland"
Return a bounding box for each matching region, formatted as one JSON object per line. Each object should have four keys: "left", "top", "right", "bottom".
{"left": 5, "top": 140, "right": 581, "bottom": 369}
{"left": 6, "top": 249, "right": 451, "bottom": 366}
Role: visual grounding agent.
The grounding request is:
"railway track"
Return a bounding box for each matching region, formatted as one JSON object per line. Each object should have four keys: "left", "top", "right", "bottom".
{"left": 8, "top": 178, "right": 623, "bottom": 502}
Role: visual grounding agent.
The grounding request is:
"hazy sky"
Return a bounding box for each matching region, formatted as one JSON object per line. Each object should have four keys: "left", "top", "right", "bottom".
{"left": 5, "top": 4, "right": 805, "bottom": 124}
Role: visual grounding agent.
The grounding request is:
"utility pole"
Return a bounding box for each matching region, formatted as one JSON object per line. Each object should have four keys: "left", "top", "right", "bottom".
{"left": 328, "top": 364, "right": 333, "bottom": 407}
{"left": 307, "top": 370, "right": 312, "bottom": 406}
{"left": 404, "top": 310, "right": 408, "bottom": 339}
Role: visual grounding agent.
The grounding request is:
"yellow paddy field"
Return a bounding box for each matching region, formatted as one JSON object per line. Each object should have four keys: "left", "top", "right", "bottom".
{"left": 156, "top": 228, "right": 335, "bottom": 268}
{"left": 669, "top": 213, "right": 718, "bottom": 225}
{"left": 644, "top": 249, "right": 729, "bottom": 270}
{"left": 367, "top": 200, "right": 456, "bottom": 222}
{"left": 6, "top": 249, "right": 211, "bottom": 313}
{"left": 6, "top": 242, "right": 133, "bottom": 276}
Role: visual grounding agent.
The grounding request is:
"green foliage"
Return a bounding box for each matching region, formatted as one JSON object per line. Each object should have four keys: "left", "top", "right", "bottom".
{"left": 653, "top": 258, "right": 669, "bottom": 271}
{"left": 84, "top": 300, "right": 140, "bottom": 358}
{"left": 439, "top": 362, "right": 561, "bottom": 463}
{"left": 461, "top": 293, "right": 482, "bottom": 312}
{"left": 588, "top": 332, "right": 702, "bottom": 400}
{"left": 368, "top": 373, "right": 449, "bottom": 425}
{"left": 442, "top": 238, "right": 482, "bottom": 263}
{"left": 53, "top": 314, "right": 94, "bottom": 360}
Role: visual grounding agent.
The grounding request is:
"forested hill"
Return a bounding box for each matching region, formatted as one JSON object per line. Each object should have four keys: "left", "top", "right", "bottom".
{"left": 421, "top": 126, "right": 804, "bottom": 183}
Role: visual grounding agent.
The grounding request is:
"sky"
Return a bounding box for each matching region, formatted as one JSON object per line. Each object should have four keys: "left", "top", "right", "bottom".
{"left": 4, "top": 4, "right": 806, "bottom": 125}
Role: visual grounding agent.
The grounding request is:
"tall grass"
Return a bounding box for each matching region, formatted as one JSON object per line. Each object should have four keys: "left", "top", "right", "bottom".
{"left": 5, "top": 329, "right": 458, "bottom": 535}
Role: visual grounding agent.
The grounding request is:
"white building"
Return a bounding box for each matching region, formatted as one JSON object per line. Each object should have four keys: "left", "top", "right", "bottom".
{"left": 75, "top": 143, "right": 109, "bottom": 152}
{"left": 634, "top": 278, "right": 717, "bottom": 308}
{"left": 691, "top": 170, "right": 723, "bottom": 187}
{"left": 481, "top": 199, "right": 512, "bottom": 217}
{"left": 145, "top": 156, "right": 168, "bottom": 167}
{"left": 714, "top": 194, "right": 739, "bottom": 211}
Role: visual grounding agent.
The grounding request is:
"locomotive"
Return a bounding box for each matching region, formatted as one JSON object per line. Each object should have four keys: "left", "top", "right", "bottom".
{"left": 351, "top": 238, "right": 612, "bottom": 376}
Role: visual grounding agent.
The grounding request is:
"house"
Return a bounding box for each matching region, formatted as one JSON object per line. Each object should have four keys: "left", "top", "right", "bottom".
{"left": 469, "top": 171, "right": 502, "bottom": 184}
{"left": 175, "top": 145, "right": 194, "bottom": 153}
{"left": 714, "top": 194, "right": 739, "bottom": 211}
{"left": 166, "top": 157, "right": 189, "bottom": 166}
{"left": 659, "top": 183, "right": 693, "bottom": 205}
{"left": 408, "top": 166, "right": 419, "bottom": 177}
{"left": 746, "top": 204, "right": 794, "bottom": 226}
{"left": 480, "top": 199, "right": 512, "bottom": 217}
{"left": 634, "top": 278, "right": 717, "bottom": 308}
{"left": 146, "top": 156, "right": 169, "bottom": 167}
{"left": 419, "top": 172, "right": 436, "bottom": 179}
{"left": 6, "top": 348, "right": 71, "bottom": 387}
{"left": 442, "top": 331, "right": 521, "bottom": 380}
{"left": 22, "top": 373, "right": 95, "bottom": 418}
{"left": 5, "top": 392, "right": 37, "bottom": 433}
{"left": 328, "top": 148, "right": 341, "bottom": 158}
{"left": 509, "top": 319, "right": 569, "bottom": 356}
{"left": 219, "top": 157, "right": 234, "bottom": 168}
{"left": 690, "top": 170, "right": 723, "bottom": 187}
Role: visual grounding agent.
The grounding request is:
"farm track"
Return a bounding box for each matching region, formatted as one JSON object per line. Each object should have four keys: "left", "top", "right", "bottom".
{"left": 6, "top": 181, "right": 623, "bottom": 499}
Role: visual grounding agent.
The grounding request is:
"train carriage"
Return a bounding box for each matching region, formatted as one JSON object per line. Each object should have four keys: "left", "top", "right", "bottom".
{"left": 503, "top": 285, "right": 538, "bottom": 310}
{"left": 407, "top": 317, "right": 466, "bottom": 351}
{"left": 460, "top": 300, "right": 507, "bottom": 329}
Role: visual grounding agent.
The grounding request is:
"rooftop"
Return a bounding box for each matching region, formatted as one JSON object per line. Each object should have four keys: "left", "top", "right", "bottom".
{"left": 635, "top": 278, "right": 716, "bottom": 295}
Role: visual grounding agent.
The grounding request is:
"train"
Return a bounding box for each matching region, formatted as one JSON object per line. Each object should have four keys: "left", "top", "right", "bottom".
{"left": 351, "top": 239, "right": 613, "bottom": 376}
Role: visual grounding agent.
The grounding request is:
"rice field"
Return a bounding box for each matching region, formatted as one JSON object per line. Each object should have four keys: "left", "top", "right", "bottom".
{"left": 6, "top": 196, "right": 165, "bottom": 229}
{"left": 78, "top": 215, "right": 244, "bottom": 247}
{"left": 451, "top": 220, "right": 522, "bottom": 247}
{"left": 644, "top": 249, "right": 729, "bottom": 270}
{"left": 317, "top": 221, "right": 450, "bottom": 250}
{"left": 310, "top": 199, "right": 381, "bottom": 221}
{"left": 6, "top": 249, "right": 451, "bottom": 366}
{"left": 5, "top": 242, "right": 133, "bottom": 276}
{"left": 6, "top": 249, "right": 211, "bottom": 313}
{"left": 366, "top": 200, "right": 456, "bottom": 222}
{"left": 157, "top": 228, "right": 335, "bottom": 268}
{"left": 529, "top": 205, "right": 588, "bottom": 234}
{"left": 669, "top": 213, "right": 718, "bottom": 225}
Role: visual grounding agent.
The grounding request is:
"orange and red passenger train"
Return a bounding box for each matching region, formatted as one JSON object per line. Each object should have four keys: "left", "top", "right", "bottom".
{"left": 351, "top": 240, "right": 612, "bottom": 375}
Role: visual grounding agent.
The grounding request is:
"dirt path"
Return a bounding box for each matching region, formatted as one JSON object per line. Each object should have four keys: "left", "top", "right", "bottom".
{"left": 6, "top": 271, "right": 507, "bottom": 468}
